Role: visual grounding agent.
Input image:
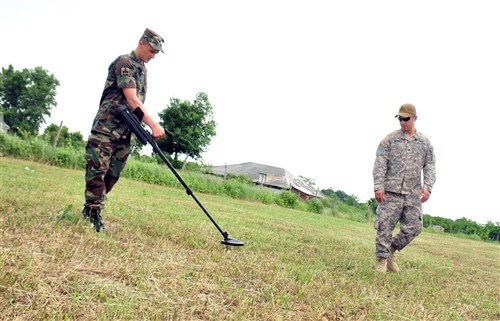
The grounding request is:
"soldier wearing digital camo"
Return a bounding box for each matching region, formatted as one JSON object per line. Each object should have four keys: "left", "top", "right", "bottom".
{"left": 83, "top": 28, "right": 167, "bottom": 232}
{"left": 372, "top": 103, "right": 436, "bottom": 273}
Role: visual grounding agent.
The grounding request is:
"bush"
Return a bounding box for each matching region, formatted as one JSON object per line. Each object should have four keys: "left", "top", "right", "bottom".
{"left": 274, "top": 190, "right": 300, "bottom": 209}
{"left": 227, "top": 173, "right": 254, "bottom": 185}
{"left": 306, "top": 198, "right": 324, "bottom": 214}
{"left": 259, "top": 191, "right": 275, "bottom": 205}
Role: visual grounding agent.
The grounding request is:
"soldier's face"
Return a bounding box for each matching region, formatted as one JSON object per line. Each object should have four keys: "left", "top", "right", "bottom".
{"left": 138, "top": 42, "right": 160, "bottom": 63}
{"left": 399, "top": 115, "right": 416, "bottom": 131}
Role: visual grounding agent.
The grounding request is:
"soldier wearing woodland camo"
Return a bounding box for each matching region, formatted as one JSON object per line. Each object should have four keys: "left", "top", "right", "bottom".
{"left": 372, "top": 103, "right": 436, "bottom": 273}
{"left": 83, "top": 28, "right": 167, "bottom": 232}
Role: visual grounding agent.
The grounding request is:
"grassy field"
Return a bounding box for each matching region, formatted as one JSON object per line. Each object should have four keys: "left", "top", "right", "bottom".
{"left": 1, "top": 157, "right": 498, "bottom": 321}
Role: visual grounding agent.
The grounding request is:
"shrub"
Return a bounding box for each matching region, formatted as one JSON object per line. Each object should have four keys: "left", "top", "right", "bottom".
{"left": 306, "top": 198, "right": 324, "bottom": 214}
{"left": 274, "top": 190, "right": 300, "bottom": 209}
{"left": 259, "top": 191, "right": 275, "bottom": 205}
{"left": 227, "top": 173, "right": 254, "bottom": 185}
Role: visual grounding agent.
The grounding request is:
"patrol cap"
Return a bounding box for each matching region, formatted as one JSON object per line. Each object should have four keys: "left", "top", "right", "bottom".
{"left": 141, "top": 28, "right": 164, "bottom": 53}
{"left": 395, "top": 103, "right": 417, "bottom": 118}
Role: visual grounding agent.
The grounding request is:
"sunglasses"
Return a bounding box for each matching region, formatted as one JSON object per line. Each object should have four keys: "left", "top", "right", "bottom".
{"left": 398, "top": 116, "right": 412, "bottom": 122}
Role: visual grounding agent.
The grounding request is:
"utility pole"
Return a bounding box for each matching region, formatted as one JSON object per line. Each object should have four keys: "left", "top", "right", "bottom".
{"left": 52, "top": 121, "right": 63, "bottom": 150}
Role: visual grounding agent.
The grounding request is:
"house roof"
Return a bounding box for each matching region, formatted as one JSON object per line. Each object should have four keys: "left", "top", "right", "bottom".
{"left": 209, "top": 162, "right": 321, "bottom": 197}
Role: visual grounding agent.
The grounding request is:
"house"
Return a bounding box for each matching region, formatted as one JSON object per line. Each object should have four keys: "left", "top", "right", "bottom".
{"left": 209, "top": 162, "right": 323, "bottom": 200}
{"left": 430, "top": 225, "right": 445, "bottom": 232}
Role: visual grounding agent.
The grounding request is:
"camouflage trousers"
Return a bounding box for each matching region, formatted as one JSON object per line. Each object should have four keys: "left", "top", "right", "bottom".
{"left": 374, "top": 192, "right": 423, "bottom": 259}
{"left": 84, "top": 132, "right": 131, "bottom": 209}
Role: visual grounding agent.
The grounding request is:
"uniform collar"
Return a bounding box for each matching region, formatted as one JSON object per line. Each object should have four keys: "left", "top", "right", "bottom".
{"left": 398, "top": 128, "right": 422, "bottom": 140}
{"left": 130, "top": 51, "right": 144, "bottom": 65}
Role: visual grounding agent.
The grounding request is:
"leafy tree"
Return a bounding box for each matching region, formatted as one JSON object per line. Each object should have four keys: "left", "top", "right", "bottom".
{"left": 334, "top": 190, "right": 349, "bottom": 202}
{"left": 320, "top": 188, "right": 336, "bottom": 199}
{"left": 483, "top": 221, "right": 500, "bottom": 241}
{"left": 346, "top": 194, "right": 359, "bottom": 206}
{"left": 451, "top": 217, "right": 483, "bottom": 236}
{"left": 42, "top": 123, "right": 85, "bottom": 148}
{"left": 0, "top": 65, "right": 59, "bottom": 135}
{"left": 299, "top": 175, "right": 316, "bottom": 188}
{"left": 367, "top": 197, "right": 378, "bottom": 214}
{"left": 423, "top": 215, "right": 448, "bottom": 230}
{"left": 157, "top": 92, "right": 216, "bottom": 161}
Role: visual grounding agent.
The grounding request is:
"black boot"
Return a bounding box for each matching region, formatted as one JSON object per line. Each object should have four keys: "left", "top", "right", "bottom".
{"left": 82, "top": 205, "right": 91, "bottom": 220}
{"left": 90, "top": 208, "right": 105, "bottom": 232}
{"left": 82, "top": 206, "right": 105, "bottom": 232}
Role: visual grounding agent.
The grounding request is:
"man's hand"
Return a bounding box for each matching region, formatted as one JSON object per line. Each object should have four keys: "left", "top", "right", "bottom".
{"left": 420, "top": 189, "right": 431, "bottom": 203}
{"left": 151, "top": 126, "right": 166, "bottom": 139}
{"left": 374, "top": 189, "right": 385, "bottom": 203}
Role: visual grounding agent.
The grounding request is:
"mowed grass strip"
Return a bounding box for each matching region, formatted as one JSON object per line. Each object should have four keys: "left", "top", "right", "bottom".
{"left": 1, "top": 157, "right": 498, "bottom": 321}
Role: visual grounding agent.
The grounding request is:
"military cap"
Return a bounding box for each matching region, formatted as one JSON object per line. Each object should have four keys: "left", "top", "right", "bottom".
{"left": 395, "top": 103, "right": 417, "bottom": 118}
{"left": 141, "top": 28, "right": 164, "bottom": 52}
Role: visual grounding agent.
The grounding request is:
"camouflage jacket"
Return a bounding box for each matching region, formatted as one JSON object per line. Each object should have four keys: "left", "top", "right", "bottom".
{"left": 90, "top": 51, "right": 147, "bottom": 139}
{"left": 373, "top": 129, "right": 436, "bottom": 195}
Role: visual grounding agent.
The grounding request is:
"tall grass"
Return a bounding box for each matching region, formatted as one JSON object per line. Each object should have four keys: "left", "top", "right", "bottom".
{"left": 0, "top": 132, "right": 85, "bottom": 169}
{"left": 0, "top": 132, "right": 370, "bottom": 221}
{"left": 1, "top": 157, "right": 498, "bottom": 320}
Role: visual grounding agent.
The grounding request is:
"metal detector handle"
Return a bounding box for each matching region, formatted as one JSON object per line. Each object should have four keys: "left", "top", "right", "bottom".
{"left": 117, "top": 106, "right": 174, "bottom": 141}
{"left": 132, "top": 107, "right": 175, "bottom": 139}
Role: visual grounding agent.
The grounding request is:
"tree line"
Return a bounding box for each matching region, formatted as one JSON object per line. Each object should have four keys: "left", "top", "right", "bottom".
{"left": 322, "top": 187, "right": 499, "bottom": 242}
{"left": 0, "top": 65, "right": 216, "bottom": 164}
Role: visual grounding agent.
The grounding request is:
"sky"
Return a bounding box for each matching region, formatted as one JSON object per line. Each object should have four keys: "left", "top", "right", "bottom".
{"left": 1, "top": 0, "right": 498, "bottom": 224}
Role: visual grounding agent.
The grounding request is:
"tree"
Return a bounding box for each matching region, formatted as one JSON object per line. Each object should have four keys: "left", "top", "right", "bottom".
{"left": 299, "top": 175, "right": 316, "bottom": 188}
{"left": 367, "top": 197, "right": 378, "bottom": 214}
{"left": 157, "top": 92, "right": 216, "bottom": 161}
{"left": 483, "top": 221, "right": 500, "bottom": 241}
{"left": 42, "top": 123, "right": 85, "bottom": 148}
{"left": 320, "top": 188, "right": 337, "bottom": 199}
{"left": 334, "top": 190, "right": 349, "bottom": 202}
{"left": 0, "top": 65, "right": 59, "bottom": 136}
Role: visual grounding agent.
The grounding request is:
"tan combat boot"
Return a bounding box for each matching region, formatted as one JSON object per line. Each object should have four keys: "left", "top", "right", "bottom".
{"left": 376, "top": 258, "right": 387, "bottom": 273}
{"left": 387, "top": 246, "right": 399, "bottom": 273}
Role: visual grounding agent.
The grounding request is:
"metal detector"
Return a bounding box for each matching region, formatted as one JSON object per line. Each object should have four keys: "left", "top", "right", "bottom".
{"left": 117, "top": 105, "right": 244, "bottom": 247}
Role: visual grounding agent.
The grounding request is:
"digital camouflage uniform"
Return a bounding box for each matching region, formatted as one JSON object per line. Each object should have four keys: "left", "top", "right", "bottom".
{"left": 373, "top": 129, "right": 436, "bottom": 259}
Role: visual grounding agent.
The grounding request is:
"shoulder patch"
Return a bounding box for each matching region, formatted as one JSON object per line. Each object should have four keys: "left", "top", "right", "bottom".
{"left": 121, "top": 67, "right": 131, "bottom": 77}
{"left": 380, "top": 139, "right": 389, "bottom": 147}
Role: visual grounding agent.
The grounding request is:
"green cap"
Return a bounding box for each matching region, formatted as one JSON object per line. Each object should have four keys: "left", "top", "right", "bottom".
{"left": 141, "top": 28, "right": 164, "bottom": 52}
{"left": 395, "top": 103, "right": 416, "bottom": 118}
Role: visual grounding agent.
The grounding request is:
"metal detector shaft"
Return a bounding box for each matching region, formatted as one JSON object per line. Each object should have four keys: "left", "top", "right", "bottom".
{"left": 150, "top": 141, "right": 229, "bottom": 239}
{"left": 117, "top": 105, "right": 229, "bottom": 239}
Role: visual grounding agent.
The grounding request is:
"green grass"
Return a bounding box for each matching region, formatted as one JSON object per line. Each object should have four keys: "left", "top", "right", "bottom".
{"left": 1, "top": 157, "right": 499, "bottom": 320}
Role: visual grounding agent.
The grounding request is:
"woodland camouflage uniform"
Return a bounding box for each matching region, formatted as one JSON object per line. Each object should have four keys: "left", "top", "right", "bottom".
{"left": 83, "top": 29, "right": 164, "bottom": 231}
{"left": 373, "top": 128, "right": 436, "bottom": 260}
